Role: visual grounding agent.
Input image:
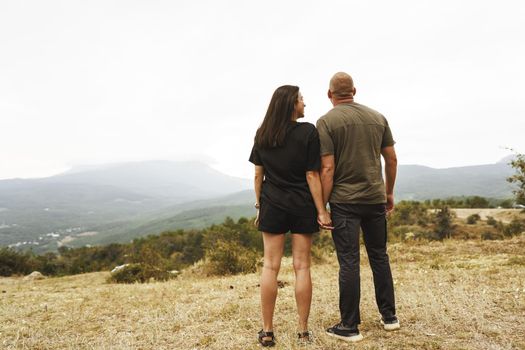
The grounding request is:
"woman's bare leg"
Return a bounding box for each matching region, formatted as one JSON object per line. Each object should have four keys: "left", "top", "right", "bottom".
{"left": 261, "top": 232, "right": 285, "bottom": 332}
{"left": 291, "top": 233, "right": 313, "bottom": 332}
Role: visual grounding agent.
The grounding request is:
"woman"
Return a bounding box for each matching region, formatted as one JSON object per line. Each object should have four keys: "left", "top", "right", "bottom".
{"left": 249, "top": 85, "right": 332, "bottom": 347}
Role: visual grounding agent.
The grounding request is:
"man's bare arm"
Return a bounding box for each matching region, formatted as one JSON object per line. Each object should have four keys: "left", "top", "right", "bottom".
{"left": 306, "top": 170, "right": 333, "bottom": 228}
{"left": 320, "top": 155, "right": 335, "bottom": 205}
{"left": 381, "top": 146, "right": 397, "bottom": 213}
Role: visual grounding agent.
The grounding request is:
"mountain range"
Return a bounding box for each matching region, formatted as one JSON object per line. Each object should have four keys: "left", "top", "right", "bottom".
{"left": 0, "top": 158, "right": 517, "bottom": 252}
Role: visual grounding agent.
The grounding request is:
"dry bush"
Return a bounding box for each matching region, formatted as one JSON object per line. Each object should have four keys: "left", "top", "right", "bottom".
{"left": 310, "top": 230, "right": 335, "bottom": 263}
{"left": 108, "top": 263, "right": 172, "bottom": 284}
{"left": 390, "top": 224, "right": 434, "bottom": 241}
{"left": 481, "top": 231, "right": 504, "bottom": 240}
{"left": 486, "top": 215, "right": 498, "bottom": 226}
{"left": 310, "top": 244, "right": 333, "bottom": 264}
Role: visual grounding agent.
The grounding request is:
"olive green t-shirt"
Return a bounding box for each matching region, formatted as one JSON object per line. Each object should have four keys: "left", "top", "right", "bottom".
{"left": 316, "top": 102, "right": 395, "bottom": 204}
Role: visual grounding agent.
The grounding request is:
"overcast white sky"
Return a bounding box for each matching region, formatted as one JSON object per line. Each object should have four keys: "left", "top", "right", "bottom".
{"left": 1, "top": 0, "right": 524, "bottom": 180}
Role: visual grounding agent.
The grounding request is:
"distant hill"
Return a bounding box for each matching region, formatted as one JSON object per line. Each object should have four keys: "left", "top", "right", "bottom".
{"left": 0, "top": 158, "right": 518, "bottom": 252}
{"left": 396, "top": 162, "right": 515, "bottom": 200}
{"left": 0, "top": 161, "right": 251, "bottom": 249}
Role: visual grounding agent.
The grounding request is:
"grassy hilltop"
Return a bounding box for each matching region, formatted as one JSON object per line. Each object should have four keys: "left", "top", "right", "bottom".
{"left": 2, "top": 235, "right": 524, "bottom": 350}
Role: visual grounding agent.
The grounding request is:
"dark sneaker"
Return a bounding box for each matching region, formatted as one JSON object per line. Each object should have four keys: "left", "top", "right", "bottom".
{"left": 380, "top": 316, "right": 400, "bottom": 331}
{"left": 325, "top": 322, "right": 363, "bottom": 342}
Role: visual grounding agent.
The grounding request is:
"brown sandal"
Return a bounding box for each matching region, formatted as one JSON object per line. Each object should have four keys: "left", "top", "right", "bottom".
{"left": 258, "top": 330, "right": 276, "bottom": 347}
{"left": 298, "top": 330, "right": 312, "bottom": 343}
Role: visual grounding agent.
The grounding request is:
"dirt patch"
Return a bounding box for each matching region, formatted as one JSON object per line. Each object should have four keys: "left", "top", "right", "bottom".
{"left": 77, "top": 231, "right": 98, "bottom": 237}
{"left": 58, "top": 235, "right": 75, "bottom": 245}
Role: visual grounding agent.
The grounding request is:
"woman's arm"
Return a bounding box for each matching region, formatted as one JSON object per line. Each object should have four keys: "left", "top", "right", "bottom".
{"left": 254, "top": 165, "right": 264, "bottom": 225}
{"left": 306, "top": 170, "right": 333, "bottom": 229}
{"left": 254, "top": 165, "right": 264, "bottom": 205}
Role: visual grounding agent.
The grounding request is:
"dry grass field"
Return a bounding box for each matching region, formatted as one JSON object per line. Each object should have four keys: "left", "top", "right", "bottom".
{"left": 454, "top": 208, "right": 525, "bottom": 223}
{"left": 1, "top": 235, "right": 525, "bottom": 350}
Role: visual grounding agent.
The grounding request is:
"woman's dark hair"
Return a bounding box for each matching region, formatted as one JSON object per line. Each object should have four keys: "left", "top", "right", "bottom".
{"left": 254, "top": 85, "right": 299, "bottom": 149}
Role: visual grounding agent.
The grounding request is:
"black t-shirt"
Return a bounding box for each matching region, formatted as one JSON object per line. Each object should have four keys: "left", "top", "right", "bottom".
{"left": 249, "top": 122, "right": 321, "bottom": 217}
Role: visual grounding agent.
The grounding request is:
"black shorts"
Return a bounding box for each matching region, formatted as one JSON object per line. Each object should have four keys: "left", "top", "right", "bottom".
{"left": 258, "top": 201, "right": 319, "bottom": 234}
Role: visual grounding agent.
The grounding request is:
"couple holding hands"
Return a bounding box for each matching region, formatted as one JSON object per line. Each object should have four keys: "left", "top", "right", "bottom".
{"left": 249, "top": 72, "right": 399, "bottom": 346}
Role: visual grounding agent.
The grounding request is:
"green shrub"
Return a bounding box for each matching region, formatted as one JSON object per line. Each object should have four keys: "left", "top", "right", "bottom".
{"left": 204, "top": 240, "right": 259, "bottom": 276}
{"left": 466, "top": 214, "right": 481, "bottom": 224}
{"left": 464, "top": 196, "right": 490, "bottom": 208}
{"left": 0, "top": 247, "right": 32, "bottom": 276}
{"left": 486, "top": 216, "right": 498, "bottom": 226}
{"left": 502, "top": 219, "right": 525, "bottom": 237}
{"left": 108, "top": 263, "right": 172, "bottom": 284}
{"left": 388, "top": 201, "right": 430, "bottom": 227}
{"left": 428, "top": 196, "right": 496, "bottom": 208}
{"left": 203, "top": 218, "right": 262, "bottom": 254}
{"left": 498, "top": 199, "right": 513, "bottom": 208}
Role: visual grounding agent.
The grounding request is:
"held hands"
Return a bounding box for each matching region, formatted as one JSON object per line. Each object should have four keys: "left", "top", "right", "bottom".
{"left": 317, "top": 210, "right": 334, "bottom": 230}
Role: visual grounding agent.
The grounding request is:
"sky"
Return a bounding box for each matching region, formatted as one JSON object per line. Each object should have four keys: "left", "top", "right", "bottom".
{"left": 1, "top": 0, "right": 524, "bottom": 180}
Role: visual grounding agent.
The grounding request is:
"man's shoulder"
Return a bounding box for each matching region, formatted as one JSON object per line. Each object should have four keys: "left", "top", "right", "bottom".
{"left": 318, "top": 107, "right": 339, "bottom": 121}
{"left": 318, "top": 103, "right": 382, "bottom": 119}
{"left": 316, "top": 108, "right": 338, "bottom": 129}
{"left": 317, "top": 104, "right": 358, "bottom": 126}
{"left": 337, "top": 102, "right": 388, "bottom": 124}
{"left": 353, "top": 102, "right": 385, "bottom": 119}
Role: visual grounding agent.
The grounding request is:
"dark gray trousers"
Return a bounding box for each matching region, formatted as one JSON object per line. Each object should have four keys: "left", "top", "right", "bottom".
{"left": 330, "top": 203, "right": 396, "bottom": 327}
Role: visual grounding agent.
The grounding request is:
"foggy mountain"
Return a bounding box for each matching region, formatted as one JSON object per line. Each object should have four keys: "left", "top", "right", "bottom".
{"left": 47, "top": 160, "right": 251, "bottom": 200}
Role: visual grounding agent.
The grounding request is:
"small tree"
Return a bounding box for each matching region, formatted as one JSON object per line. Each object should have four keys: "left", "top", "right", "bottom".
{"left": 466, "top": 213, "right": 481, "bottom": 225}
{"left": 434, "top": 206, "right": 455, "bottom": 240}
{"left": 465, "top": 196, "right": 489, "bottom": 208}
{"left": 498, "top": 199, "right": 513, "bottom": 208}
{"left": 0, "top": 248, "right": 32, "bottom": 276}
{"left": 507, "top": 152, "right": 525, "bottom": 205}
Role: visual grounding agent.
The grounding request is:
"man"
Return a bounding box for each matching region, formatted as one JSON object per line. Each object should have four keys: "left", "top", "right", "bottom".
{"left": 317, "top": 72, "right": 399, "bottom": 342}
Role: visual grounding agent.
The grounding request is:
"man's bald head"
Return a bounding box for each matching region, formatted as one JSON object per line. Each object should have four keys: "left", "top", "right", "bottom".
{"left": 329, "top": 72, "right": 355, "bottom": 99}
